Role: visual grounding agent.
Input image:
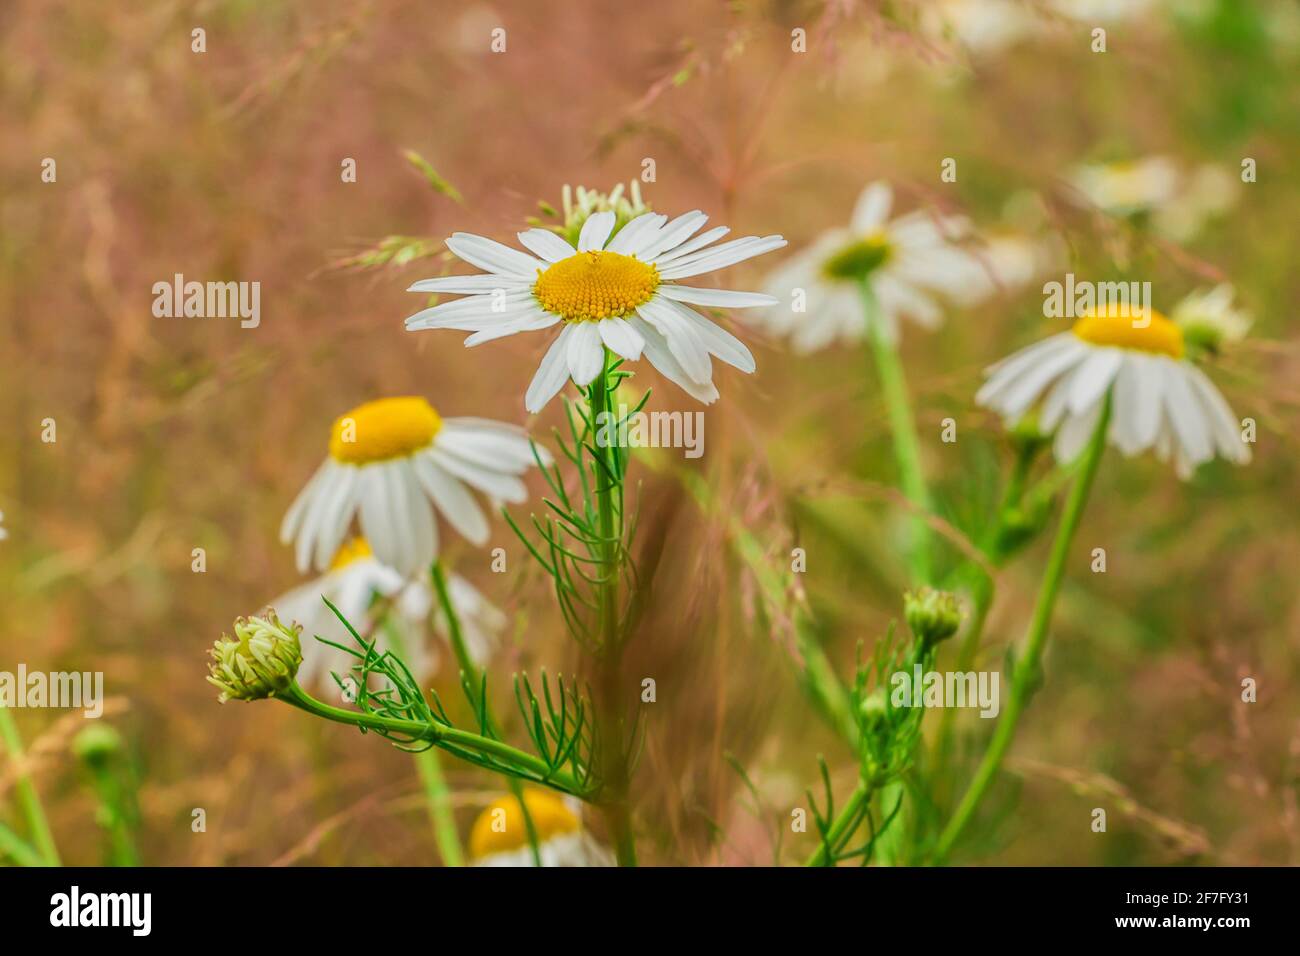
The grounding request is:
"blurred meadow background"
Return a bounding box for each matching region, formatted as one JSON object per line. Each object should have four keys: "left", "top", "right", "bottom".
{"left": 2, "top": 0, "right": 1298, "bottom": 865}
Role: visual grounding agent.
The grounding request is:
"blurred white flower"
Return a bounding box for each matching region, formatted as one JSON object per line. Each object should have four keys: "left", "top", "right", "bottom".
{"left": 271, "top": 537, "right": 504, "bottom": 688}
{"left": 977, "top": 303, "right": 1250, "bottom": 478}
{"left": 755, "top": 181, "right": 1027, "bottom": 352}
{"left": 281, "top": 397, "right": 544, "bottom": 577}
{"left": 1068, "top": 158, "right": 1239, "bottom": 241}
{"left": 1171, "top": 284, "right": 1252, "bottom": 353}
{"left": 468, "top": 788, "right": 614, "bottom": 867}
{"left": 923, "top": 0, "right": 1041, "bottom": 56}
{"left": 405, "top": 207, "right": 785, "bottom": 411}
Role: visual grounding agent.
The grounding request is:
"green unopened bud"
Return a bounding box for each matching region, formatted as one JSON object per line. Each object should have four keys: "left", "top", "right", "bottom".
{"left": 207, "top": 610, "right": 302, "bottom": 703}
{"left": 858, "top": 688, "right": 889, "bottom": 730}
{"left": 904, "top": 588, "right": 962, "bottom": 647}
{"left": 1007, "top": 412, "right": 1050, "bottom": 455}
{"left": 73, "top": 724, "right": 124, "bottom": 769}
{"left": 558, "top": 181, "right": 650, "bottom": 248}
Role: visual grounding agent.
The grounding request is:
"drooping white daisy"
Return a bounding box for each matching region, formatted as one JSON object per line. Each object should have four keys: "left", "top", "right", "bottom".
{"left": 976, "top": 303, "right": 1250, "bottom": 477}
{"left": 756, "top": 181, "right": 1007, "bottom": 352}
{"left": 271, "top": 537, "right": 505, "bottom": 689}
{"left": 468, "top": 788, "right": 614, "bottom": 868}
{"left": 280, "top": 397, "right": 545, "bottom": 577}
{"left": 404, "top": 208, "right": 786, "bottom": 411}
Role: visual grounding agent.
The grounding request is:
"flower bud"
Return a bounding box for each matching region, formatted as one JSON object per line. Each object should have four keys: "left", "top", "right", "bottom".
{"left": 904, "top": 587, "right": 962, "bottom": 648}
{"left": 207, "top": 610, "right": 302, "bottom": 702}
{"left": 73, "top": 724, "right": 124, "bottom": 769}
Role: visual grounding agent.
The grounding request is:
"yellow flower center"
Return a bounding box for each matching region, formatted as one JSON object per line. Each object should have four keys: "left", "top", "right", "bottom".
{"left": 328, "top": 397, "right": 441, "bottom": 465}
{"left": 822, "top": 232, "right": 892, "bottom": 282}
{"left": 1071, "top": 304, "right": 1184, "bottom": 358}
{"left": 469, "top": 788, "right": 580, "bottom": 859}
{"left": 533, "top": 250, "right": 659, "bottom": 322}
{"left": 329, "top": 536, "right": 372, "bottom": 571}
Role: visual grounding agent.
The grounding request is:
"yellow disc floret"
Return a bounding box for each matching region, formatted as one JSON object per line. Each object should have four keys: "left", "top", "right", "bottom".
{"left": 469, "top": 788, "right": 581, "bottom": 860}
{"left": 1072, "top": 304, "right": 1184, "bottom": 358}
{"left": 328, "top": 397, "right": 441, "bottom": 465}
{"left": 329, "top": 537, "right": 373, "bottom": 571}
{"left": 533, "top": 250, "right": 659, "bottom": 322}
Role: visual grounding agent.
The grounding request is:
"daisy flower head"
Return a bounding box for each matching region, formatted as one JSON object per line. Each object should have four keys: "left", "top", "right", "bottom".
{"left": 404, "top": 192, "right": 786, "bottom": 412}
{"left": 976, "top": 302, "right": 1251, "bottom": 478}
{"left": 280, "top": 397, "right": 545, "bottom": 577}
{"left": 271, "top": 537, "right": 505, "bottom": 689}
{"left": 757, "top": 181, "right": 1003, "bottom": 352}
{"left": 469, "top": 788, "right": 614, "bottom": 867}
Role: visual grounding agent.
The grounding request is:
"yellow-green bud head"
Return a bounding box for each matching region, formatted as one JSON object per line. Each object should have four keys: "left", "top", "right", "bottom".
{"left": 73, "top": 724, "right": 125, "bottom": 768}
{"left": 207, "top": 610, "right": 302, "bottom": 703}
{"left": 904, "top": 587, "right": 963, "bottom": 648}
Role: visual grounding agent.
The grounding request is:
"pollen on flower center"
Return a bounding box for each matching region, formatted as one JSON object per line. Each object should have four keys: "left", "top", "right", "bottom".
{"left": 533, "top": 250, "right": 659, "bottom": 322}
{"left": 469, "top": 788, "right": 580, "bottom": 859}
{"left": 1072, "top": 305, "right": 1184, "bottom": 358}
{"left": 822, "top": 232, "right": 893, "bottom": 282}
{"left": 329, "top": 536, "right": 373, "bottom": 571}
{"left": 329, "top": 397, "right": 441, "bottom": 465}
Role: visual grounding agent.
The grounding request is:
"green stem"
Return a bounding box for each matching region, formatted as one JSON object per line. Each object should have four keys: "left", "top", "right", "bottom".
{"left": 429, "top": 563, "right": 541, "bottom": 866}
{"left": 0, "top": 820, "right": 44, "bottom": 867}
{"left": 863, "top": 280, "right": 932, "bottom": 585}
{"left": 934, "top": 395, "right": 1111, "bottom": 861}
{"left": 805, "top": 782, "right": 872, "bottom": 867}
{"left": 589, "top": 351, "right": 637, "bottom": 867}
{"left": 412, "top": 747, "right": 463, "bottom": 867}
{"left": 0, "top": 707, "right": 61, "bottom": 866}
{"left": 278, "top": 683, "right": 587, "bottom": 796}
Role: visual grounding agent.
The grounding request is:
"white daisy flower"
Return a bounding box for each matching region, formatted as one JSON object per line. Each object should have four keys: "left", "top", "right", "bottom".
{"left": 1171, "top": 284, "right": 1251, "bottom": 353}
{"left": 1068, "top": 156, "right": 1181, "bottom": 218}
{"left": 977, "top": 304, "right": 1251, "bottom": 478}
{"left": 404, "top": 208, "right": 787, "bottom": 411}
{"left": 468, "top": 788, "right": 614, "bottom": 868}
{"left": 271, "top": 537, "right": 505, "bottom": 689}
{"left": 280, "top": 397, "right": 545, "bottom": 577}
{"left": 756, "top": 181, "right": 1004, "bottom": 352}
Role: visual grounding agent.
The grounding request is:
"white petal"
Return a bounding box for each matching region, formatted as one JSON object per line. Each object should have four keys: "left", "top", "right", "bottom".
{"left": 605, "top": 213, "right": 668, "bottom": 256}
{"left": 438, "top": 421, "right": 545, "bottom": 471}
{"left": 413, "top": 456, "right": 490, "bottom": 546}
{"left": 281, "top": 459, "right": 329, "bottom": 545}
{"left": 637, "top": 211, "right": 707, "bottom": 261}
{"left": 577, "top": 211, "right": 616, "bottom": 252}
{"left": 566, "top": 321, "right": 605, "bottom": 386}
{"left": 657, "top": 285, "right": 777, "bottom": 309}
{"left": 398, "top": 458, "right": 437, "bottom": 570}
{"left": 658, "top": 235, "right": 788, "bottom": 280}
{"left": 1185, "top": 364, "right": 1249, "bottom": 463}
{"left": 663, "top": 299, "right": 755, "bottom": 373}
{"left": 463, "top": 309, "right": 559, "bottom": 346}
{"left": 636, "top": 298, "right": 712, "bottom": 384}
{"left": 407, "top": 274, "right": 526, "bottom": 295}
{"left": 517, "top": 229, "right": 577, "bottom": 263}
{"left": 597, "top": 317, "right": 645, "bottom": 361}
{"left": 1053, "top": 403, "right": 1103, "bottom": 464}
{"left": 426, "top": 447, "right": 528, "bottom": 503}
{"left": 1066, "top": 348, "right": 1124, "bottom": 415}
{"left": 525, "top": 327, "right": 574, "bottom": 413}
{"left": 359, "top": 465, "right": 402, "bottom": 574}
{"left": 1160, "top": 361, "right": 1213, "bottom": 468}
{"left": 649, "top": 226, "right": 731, "bottom": 266}
{"left": 850, "top": 182, "right": 893, "bottom": 233}
{"left": 627, "top": 316, "right": 719, "bottom": 404}
{"left": 311, "top": 467, "right": 360, "bottom": 572}
{"left": 405, "top": 292, "right": 534, "bottom": 331}
{"left": 446, "top": 233, "right": 546, "bottom": 278}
